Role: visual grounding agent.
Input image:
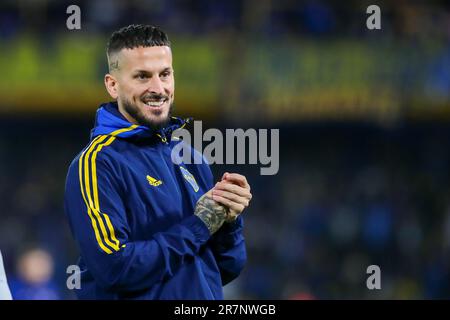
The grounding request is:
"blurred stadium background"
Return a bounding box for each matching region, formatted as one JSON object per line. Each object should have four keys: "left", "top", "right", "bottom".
{"left": 1, "top": 0, "right": 450, "bottom": 299}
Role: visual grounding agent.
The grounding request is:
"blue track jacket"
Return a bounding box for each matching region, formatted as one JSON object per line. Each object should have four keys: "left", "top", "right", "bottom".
{"left": 64, "top": 102, "right": 246, "bottom": 299}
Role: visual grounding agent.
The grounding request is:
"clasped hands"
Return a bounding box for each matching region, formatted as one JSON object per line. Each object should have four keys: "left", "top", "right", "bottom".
{"left": 194, "top": 172, "right": 252, "bottom": 235}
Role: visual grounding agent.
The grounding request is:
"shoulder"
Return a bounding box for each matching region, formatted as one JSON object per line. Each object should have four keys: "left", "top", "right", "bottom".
{"left": 66, "top": 136, "right": 127, "bottom": 194}
{"left": 67, "top": 135, "right": 124, "bottom": 174}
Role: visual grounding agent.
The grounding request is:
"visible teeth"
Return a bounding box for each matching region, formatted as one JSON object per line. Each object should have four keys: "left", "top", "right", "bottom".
{"left": 144, "top": 100, "right": 165, "bottom": 107}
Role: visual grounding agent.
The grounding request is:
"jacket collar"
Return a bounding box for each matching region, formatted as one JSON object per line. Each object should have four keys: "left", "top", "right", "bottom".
{"left": 90, "top": 101, "right": 190, "bottom": 143}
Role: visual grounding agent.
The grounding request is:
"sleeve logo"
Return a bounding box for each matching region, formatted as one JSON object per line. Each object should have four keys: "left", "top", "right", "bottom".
{"left": 146, "top": 175, "right": 163, "bottom": 187}
{"left": 179, "top": 166, "right": 199, "bottom": 192}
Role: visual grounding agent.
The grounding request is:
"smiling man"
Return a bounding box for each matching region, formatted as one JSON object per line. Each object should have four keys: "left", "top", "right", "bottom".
{"left": 64, "top": 25, "right": 252, "bottom": 299}
{"left": 105, "top": 36, "right": 174, "bottom": 130}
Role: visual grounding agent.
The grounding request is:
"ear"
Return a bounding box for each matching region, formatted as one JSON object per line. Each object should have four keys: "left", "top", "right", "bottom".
{"left": 104, "top": 73, "right": 119, "bottom": 99}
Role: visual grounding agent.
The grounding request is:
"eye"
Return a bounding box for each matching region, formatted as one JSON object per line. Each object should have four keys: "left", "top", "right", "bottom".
{"left": 160, "top": 71, "right": 171, "bottom": 79}
{"left": 135, "top": 73, "right": 148, "bottom": 80}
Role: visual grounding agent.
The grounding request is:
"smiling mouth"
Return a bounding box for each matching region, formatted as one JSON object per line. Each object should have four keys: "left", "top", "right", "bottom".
{"left": 142, "top": 99, "right": 167, "bottom": 108}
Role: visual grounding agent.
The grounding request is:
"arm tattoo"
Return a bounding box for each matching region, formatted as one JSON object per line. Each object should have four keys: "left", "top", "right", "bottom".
{"left": 194, "top": 193, "right": 228, "bottom": 235}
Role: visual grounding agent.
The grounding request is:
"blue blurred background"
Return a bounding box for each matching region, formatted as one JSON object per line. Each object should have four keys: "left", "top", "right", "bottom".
{"left": 1, "top": 0, "right": 450, "bottom": 299}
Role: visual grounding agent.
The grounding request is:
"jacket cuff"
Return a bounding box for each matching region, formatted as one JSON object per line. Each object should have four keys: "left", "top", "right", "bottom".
{"left": 181, "top": 215, "right": 211, "bottom": 244}
{"left": 220, "top": 215, "right": 244, "bottom": 234}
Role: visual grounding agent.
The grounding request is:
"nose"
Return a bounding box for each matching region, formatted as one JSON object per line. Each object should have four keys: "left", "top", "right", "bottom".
{"left": 147, "top": 76, "right": 164, "bottom": 95}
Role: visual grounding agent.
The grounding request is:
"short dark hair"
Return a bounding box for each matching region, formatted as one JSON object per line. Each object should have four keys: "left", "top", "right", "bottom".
{"left": 106, "top": 24, "right": 171, "bottom": 71}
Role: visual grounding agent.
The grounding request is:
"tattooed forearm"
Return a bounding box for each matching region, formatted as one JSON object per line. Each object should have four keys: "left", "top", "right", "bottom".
{"left": 194, "top": 193, "right": 228, "bottom": 235}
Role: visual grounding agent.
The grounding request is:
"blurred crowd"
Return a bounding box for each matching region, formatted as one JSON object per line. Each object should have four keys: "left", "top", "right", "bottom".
{"left": 0, "top": 0, "right": 450, "bottom": 39}
{"left": 1, "top": 0, "right": 450, "bottom": 124}
{"left": 233, "top": 123, "right": 450, "bottom": 299}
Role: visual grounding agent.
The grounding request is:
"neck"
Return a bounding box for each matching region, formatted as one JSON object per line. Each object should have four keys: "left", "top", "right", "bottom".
{"left": 117, "top": 100, "right": 138, "bottom": 125}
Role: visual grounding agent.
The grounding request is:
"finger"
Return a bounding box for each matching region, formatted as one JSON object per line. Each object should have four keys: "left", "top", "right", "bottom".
{"left": 212, "top": 194, "right": 245, "bottom": 213}
{"left": 223, "top": 173, "right": 247, "bottom": 186}
{"left": 221, "top": 172, "right": 229, "bottom": 180}
{"left": 215, "top": 182, "right": 252, "bottom": 199}
{"left": 212, "top": 189, "right": 250, "bottom": 207}
{"left": 223, "top": 173, "right": 249, "bottom": 189}
{"left": 218, "top": 183, "right": 252, "bottom": 200}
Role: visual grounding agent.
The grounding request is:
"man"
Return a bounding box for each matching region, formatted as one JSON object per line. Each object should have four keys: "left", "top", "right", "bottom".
{"left": 64, "top": 24, "right": 252, "bottom": 299}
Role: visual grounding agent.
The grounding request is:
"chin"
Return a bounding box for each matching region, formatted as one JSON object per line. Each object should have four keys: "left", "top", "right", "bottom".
{"left": 141, "top": 114, "right": 170, "bottom": 129}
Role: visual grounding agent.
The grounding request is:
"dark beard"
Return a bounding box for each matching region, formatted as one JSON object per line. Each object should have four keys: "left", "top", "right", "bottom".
{"left": 121, "top": 97, "right": 173, "bottom": 130}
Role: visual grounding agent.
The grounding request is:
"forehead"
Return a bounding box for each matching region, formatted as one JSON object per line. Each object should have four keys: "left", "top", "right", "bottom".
{"left": 118, "top": 46, "right": 172, "bottom": 71}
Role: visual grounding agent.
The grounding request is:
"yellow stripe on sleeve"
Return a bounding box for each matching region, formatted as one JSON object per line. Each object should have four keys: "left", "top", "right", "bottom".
{"left": 79, "top": 125, "right": 138, "bottom": 254}
{"left": 79, "top": 135, "right": 113, "bottom": 254}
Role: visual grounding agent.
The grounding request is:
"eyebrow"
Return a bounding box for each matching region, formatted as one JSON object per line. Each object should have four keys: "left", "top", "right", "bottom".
{"left": 133, "top": 67, "right": 172, "bottom": 75}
